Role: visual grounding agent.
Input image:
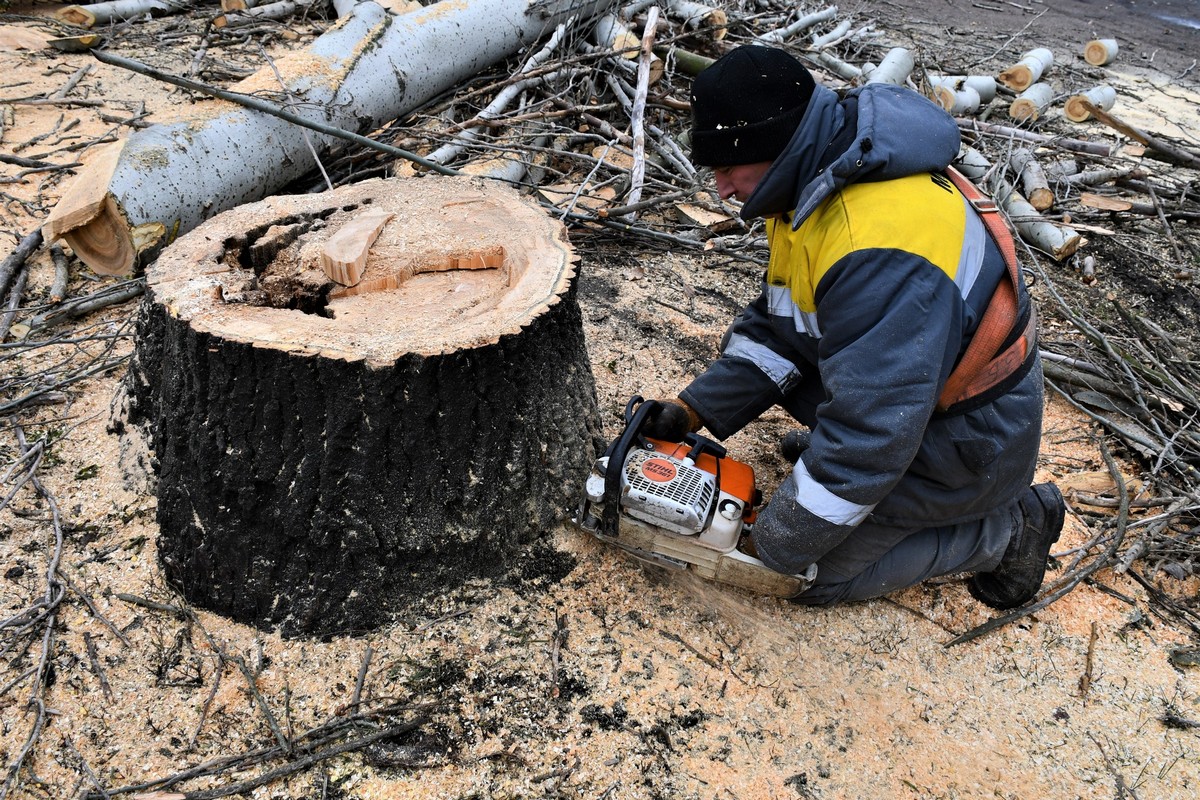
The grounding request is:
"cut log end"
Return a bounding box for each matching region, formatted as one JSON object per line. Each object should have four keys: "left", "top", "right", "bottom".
{"left": 1065, "top": 86, "right": 1117, "bottom": 123}
{"left": 1052, "top": 234, "right": 1084, "bottom": 261}
{"left": 998, "top": 66, "right": 1034, "bottom": 92}
{"left": 1064, "top": 97, "right": 1091, "bottom": 123}
{"left": 685, "top": 9, "right": 727, "bottom": 41}
{"left": 1027, "top": 187, "right": 1055, "bottom": 211}
{"left": 1084, "top": 39, "right": 1118, "bottom": 66}
{"left": 998, "top": 48, "right": 1053, "bottom": 92}
{"left": 55, "top": 6, "right": 98, "bottom": 27}
{"left": 153, "top": 176, "right": 577, "bottom": 363}
{"left": 59, "top": 196, "right": 137, "bottom": 276}
{"left": 41, "top": 140, "right": 132, "bottom": 273}
{"left": 1008, "top": 83, "right": 1054, "bottom": 123}
{"left": 1008, "top": 98, "right": 1041, "bottom": 122}
{"left": 612, "top": 31, "right": 641, "bottom": 58}
{"left": 932, "top": 85, "right": 981, "bottom": 115}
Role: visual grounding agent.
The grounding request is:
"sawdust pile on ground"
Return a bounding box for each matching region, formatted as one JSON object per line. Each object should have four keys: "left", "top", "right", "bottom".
{"left": 4, "top": 296, "right": 1199, "bottom": 800}
{"left": 2, "top": 3, "right": 1200, "bottom": 799}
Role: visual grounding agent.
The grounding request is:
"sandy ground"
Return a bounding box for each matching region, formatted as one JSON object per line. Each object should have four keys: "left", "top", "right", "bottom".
{"left": 2, "top": 2, "right": 1200, "bottom": 799}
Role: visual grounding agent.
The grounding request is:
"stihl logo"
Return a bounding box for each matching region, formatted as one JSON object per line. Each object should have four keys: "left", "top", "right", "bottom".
{"left": 640, "top": 458, "right": 678, "bottom": 482}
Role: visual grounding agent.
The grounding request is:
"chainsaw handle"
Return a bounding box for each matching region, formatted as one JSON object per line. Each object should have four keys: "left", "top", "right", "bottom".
{"left": 683, "top": 432, "right": 726, "bottom": 463}
{"left": 602, "top": 396, "right": 659, "bottom": 537}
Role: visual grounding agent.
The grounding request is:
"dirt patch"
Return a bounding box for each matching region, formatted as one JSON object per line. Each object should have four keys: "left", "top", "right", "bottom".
{"left": 864, "top": 0, "right": 1200, "bottom": 86}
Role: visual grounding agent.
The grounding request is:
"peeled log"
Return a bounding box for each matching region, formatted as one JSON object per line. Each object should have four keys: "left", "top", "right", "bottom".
{"left": 996, "top": 180, "right": 1082, "bottom": 261}
{"left": 1084, "top": 38, "right": 1119, "bottom": 66}
{"left": 118, "top": 176, "right": 601, "bottom": 636}
{"left": 1008, "top": 82, "right": 1054, "bottom": 122}
{"left": 998, "top": 47, "right": 1053, "bottom": 92}
{"left": 1064, "top": 85, "right": 1116, "bottom": 123}
{"left": 42, "top": 0, "right": 622, "bottom": 275}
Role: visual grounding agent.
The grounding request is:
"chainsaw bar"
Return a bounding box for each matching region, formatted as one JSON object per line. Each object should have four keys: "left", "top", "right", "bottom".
{"left": 587, "top": 511, "right": 816, "bottom": 598}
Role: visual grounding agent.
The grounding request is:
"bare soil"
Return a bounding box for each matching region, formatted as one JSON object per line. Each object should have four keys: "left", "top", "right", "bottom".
{"left": 867, "top": 0, "right": 1200, "bottom": 85}
{"left": 2, "top": 3, "right": 1199, "bottom": 800}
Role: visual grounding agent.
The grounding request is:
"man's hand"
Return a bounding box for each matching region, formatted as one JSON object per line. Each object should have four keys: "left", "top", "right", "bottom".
{"left": 642, "top": 398, "right": 702, "bottom": 442}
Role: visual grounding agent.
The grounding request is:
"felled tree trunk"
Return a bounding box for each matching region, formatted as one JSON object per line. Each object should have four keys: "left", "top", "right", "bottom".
{"left": 1064, "top": 85, "right": 1117, "bottom": 123}
{"left": 42, "top": 0, "right": 621, "bottom": 275}
{"left": 117, "top": 176, "right": 601, "bottom": 637}
{"left": 56, "top": 0, "right": 181, "bottom": 28}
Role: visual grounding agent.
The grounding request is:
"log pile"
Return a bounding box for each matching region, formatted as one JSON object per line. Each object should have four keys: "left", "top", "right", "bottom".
{"left": 25, "top": 0, "right": 1195, "bottom": 282}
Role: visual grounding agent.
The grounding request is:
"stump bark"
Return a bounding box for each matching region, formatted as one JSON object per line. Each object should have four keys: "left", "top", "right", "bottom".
{"left": 119, "top": 176, "right": 601, "bottom": 637}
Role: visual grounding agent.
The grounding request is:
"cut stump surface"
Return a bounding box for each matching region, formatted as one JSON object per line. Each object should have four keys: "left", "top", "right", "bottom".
{"left": 120, "top": 176, "right": 601, "bottom": 637}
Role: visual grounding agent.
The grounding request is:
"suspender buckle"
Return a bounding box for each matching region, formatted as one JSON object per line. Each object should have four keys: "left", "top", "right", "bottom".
{"left": 970, "top": 196, "right": 1000, "bottom": 214}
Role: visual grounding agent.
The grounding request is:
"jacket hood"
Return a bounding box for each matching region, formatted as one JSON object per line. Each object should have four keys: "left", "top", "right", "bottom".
{"left": 741, "top": 83, "right": 961, "bottom": 226}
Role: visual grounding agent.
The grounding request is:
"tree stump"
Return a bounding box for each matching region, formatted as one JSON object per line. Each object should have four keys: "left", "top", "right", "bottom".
{"left": 119, "top": 176, "right": 601, "bottom": 637}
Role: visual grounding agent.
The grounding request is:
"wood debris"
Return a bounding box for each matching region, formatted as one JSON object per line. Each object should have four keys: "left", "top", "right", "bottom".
{"left": 1, "top": 3, "right": 1199, "bottom": 797}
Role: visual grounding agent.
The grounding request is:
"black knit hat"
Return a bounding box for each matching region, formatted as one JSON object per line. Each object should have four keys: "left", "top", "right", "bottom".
{"left": 690, "top": 46, "right": 816, "bottom": 167}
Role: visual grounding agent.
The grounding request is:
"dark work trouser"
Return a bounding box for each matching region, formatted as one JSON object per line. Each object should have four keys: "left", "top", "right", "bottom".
{"left": 791, "top": 498, "right": 1020, "bottom": 605}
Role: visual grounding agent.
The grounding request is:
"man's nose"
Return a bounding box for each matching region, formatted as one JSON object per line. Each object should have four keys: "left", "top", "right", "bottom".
{"left": 715, "top": 172, "right": 735, "bottom": 200}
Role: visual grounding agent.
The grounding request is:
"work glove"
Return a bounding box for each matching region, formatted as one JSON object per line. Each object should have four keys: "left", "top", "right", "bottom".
{"left": 780, "top": 429, "right": 812, "bottom": 464}
{"left": 751, "top": 475, "right": 840, "bottom": 576}
{"left": 641, "top": 398, "right": 702, "bottom": 442}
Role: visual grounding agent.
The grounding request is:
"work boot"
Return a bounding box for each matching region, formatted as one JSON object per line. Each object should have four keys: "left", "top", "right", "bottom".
{"left": 969, "top": 483, "right": 1066, "bottom": 610}
{"left": 781, "top": 429, "right": 812, "bottom": 463}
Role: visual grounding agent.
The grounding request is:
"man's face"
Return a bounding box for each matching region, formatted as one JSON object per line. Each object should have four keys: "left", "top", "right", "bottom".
{"left": 712, "top": 161, "right": 774, "bottom": 203}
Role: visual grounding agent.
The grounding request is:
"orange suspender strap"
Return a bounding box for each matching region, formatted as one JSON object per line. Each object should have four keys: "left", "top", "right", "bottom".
{"left": 936, "top": 167, "right": 1037, "bottom": 412}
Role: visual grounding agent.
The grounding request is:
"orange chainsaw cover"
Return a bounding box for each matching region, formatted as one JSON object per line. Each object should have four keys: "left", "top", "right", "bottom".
{"left": 644, "top": 438, "right": 757, "bottom": 516}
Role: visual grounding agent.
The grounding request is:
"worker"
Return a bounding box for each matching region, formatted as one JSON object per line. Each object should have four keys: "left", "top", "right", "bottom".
{"left": 643, "top": 45, "right": 1065, "bottom": 609}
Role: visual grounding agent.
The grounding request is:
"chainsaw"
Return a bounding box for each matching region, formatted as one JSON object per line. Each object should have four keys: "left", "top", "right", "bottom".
{"left": 574, "top": 396, "right": 817, "bottom": 598}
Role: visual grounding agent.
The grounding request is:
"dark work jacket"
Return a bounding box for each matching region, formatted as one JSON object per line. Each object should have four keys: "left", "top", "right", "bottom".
{"left": 680, "top": 83, "right": 1042, "bottom": 575}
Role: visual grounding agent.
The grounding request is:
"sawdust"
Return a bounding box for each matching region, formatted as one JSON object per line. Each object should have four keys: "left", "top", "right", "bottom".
{"left": 2, "top": 4, "right": 1199, "bottom": 800}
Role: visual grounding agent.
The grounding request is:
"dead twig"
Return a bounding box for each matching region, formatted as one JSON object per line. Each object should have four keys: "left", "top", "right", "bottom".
{"left": 0, "top": 229, "right": 42, "bottom": 301}
{"left": 88, "top": 703, "right": 434, "bottom": 799}
{"left": 349, "top": 644, "right": 373, "bottom": 710}
{"left": 82, "top": 632, "right": 115, "bottom": 702}
{"left": 0, "top": 427, "right": 68, "bottom": 800}
{"left": 1079, "top": 621, "right": 1098, "bottom": 697}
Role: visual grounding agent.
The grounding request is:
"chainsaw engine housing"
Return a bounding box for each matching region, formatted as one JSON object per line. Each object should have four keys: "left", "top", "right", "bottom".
{"left": 582, "top": 438, "right": 755, "bottom": 553}
{"left": 573, "top": 398, "right": 816, "bottom": 598}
